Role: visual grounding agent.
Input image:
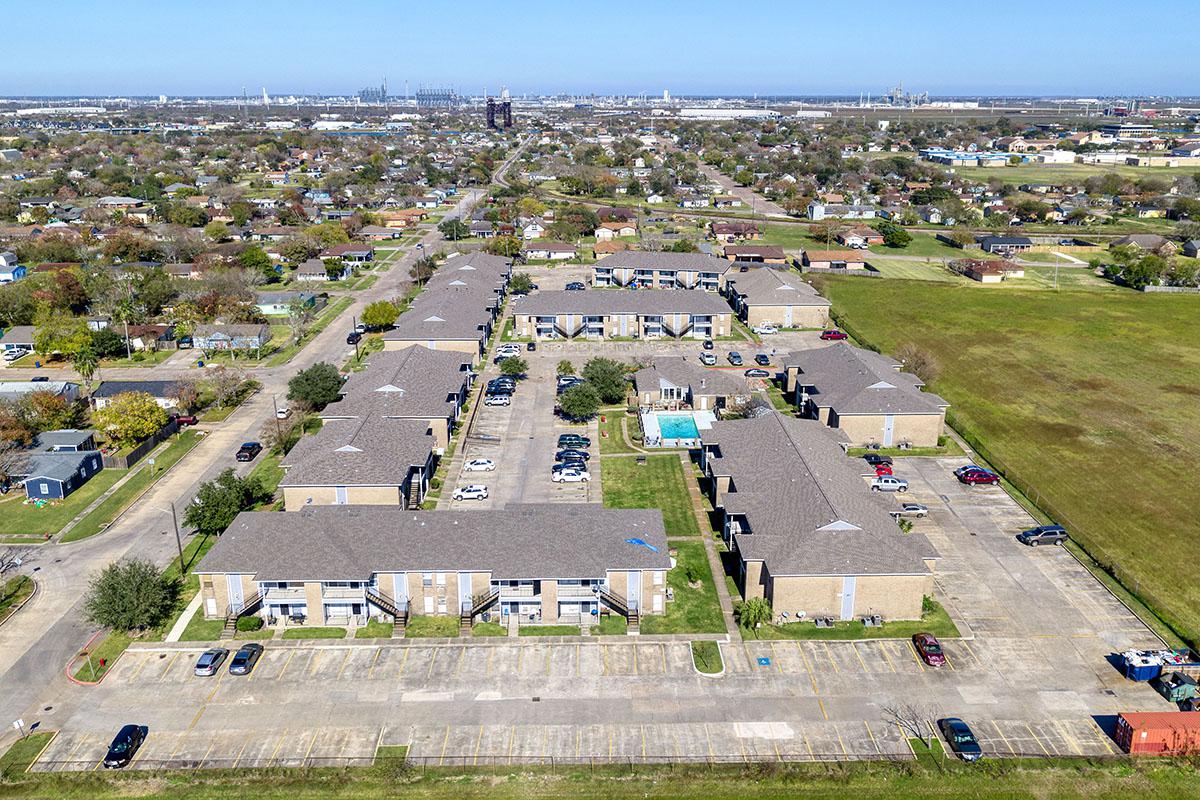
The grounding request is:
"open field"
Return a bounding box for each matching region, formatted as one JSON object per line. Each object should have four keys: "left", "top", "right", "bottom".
{"left": 812, "top": 275, "right": 1200, "bottom": 644}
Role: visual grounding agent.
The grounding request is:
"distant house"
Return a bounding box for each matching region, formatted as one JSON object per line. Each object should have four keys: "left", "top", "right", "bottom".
{"left": 802, "top": 250, "right": 867, "bottom": 270}
{"left": 358, "top": 225, "right": 402, "bottom": 241}
{"left": 521, "top": 221, "right": 546, "bottom": 240}
{"left": 836, "top": 227, "right": 883, "bottom": 247}
{"left": 1183, "top": 240, "right": 1200, "bottom": 259}
{"left": 415, "top": 196, "right": 441, "bottom": 209}
{"left": 0, "top": 252, "right": 26, "bottom": 283}
{"left": 0, "top": 325, "right": 36, "bottom": 352}
{"left": 712, "top": 195, "right": 743, "bottom": 208}
{"left": 255, "top": 291, "right": 324, "bottom": 316}
{"left": 191, "top": 324, "right": 271, "bottom": 352}
{"left": 294, "top": 258, "right": 344, "bottom": 282}
{"left": 524, "top": 242, "right": 578, "bottom": 261}
{"left": 710, "top": 222, "right": 761, "bottom": 243}
{"left": 320, "top": 243, "right": 374, "bottom": 263}
{"left": 1110, "top": 234, "right": 1177, "bottom": 256}
{"left": 469, "top": 221, "right": 496, "bottom": 238}
{"left": 124, "top": 324, "right": 177, "bottom": 351}
{"left": 0, "top": 380, "right": 80, "bottom": 404}
{"left": 633, "top": 357, "right": 748, "bottom": 412}
{"left": 807, "top": 202, "right": 876, "bottom": 221}
{"left": 15, "top": 447, "right": 104, "bottom": 500}
{"left": 721, "top": 245, "right": 786, "bottom": 264}
{"left": 595, "top": 221, "right": 638, "bottom": 241}
{"left": 954, "top": 259, "right": 1025, "bottom": 283}
{"left": 92, "top": 380, "right": 184, "bottom": 410}
{"left": 978, "top": 235, "right": 1033, "bottom": 255}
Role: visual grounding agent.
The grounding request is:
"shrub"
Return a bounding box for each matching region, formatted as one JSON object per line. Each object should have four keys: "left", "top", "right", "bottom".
{"left": 236, "top": 615, "right": 264, "bottom": 632}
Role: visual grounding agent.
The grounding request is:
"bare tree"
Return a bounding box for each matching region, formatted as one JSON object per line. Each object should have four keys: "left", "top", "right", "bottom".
{"left": 0, "top": 547, "right": 35, "bottom": 577}
{"left": 206, "top": 366, "right": 246, "bottom": 409}
{"left": 881, "top": 703, "right": 938, "bottom": 747}
{"left": 894, "top": 343, "right": 940, "bottom": 385}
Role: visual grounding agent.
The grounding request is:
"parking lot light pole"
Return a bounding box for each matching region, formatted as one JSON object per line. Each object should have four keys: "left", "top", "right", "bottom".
{"left": 156, "top": 502, "right": 185, "bottom": 571}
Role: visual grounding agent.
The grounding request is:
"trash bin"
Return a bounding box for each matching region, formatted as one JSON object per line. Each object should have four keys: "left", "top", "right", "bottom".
{"left": 196, "top": 360, "right": 204, "bottom": 367}
{"left": 34, "top": 360, "right": 41, "bottom": 368}
{"left": 1155, "top": 672, "right": 1197, "bottom": 703}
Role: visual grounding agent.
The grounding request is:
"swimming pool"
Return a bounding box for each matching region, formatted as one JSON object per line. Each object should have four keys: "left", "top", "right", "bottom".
{"left": 639, "top": 410, "right": 716, "bottom": 448}
{"left": 658, "top": 414, "right": 700, "bottom": 440}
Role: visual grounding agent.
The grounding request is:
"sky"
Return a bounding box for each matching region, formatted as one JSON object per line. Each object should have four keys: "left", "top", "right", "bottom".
{"left": 3, "top": 1, "right": 1193, "bottom": 98}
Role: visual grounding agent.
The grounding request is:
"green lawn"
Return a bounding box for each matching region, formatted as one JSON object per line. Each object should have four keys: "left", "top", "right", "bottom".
{"left": 598, "top": 410, "right": 639, "bottom": 455}
{"left": 178, "top": 606, "right": 223, "bottom": 642}
{"left": 868, "top": 234, "right": 965, "bottom": 260}
{"left": 845, "top": 437, "right": 964, "bottom": 459}
{"left": 281, "top": 626, "right": 346, "bottom": 640}
{"left": 743, "top": 597, "right": 959, "bottom": 641}
{"left": 0, "top": 732, "right": 54, "bottom": 778}
{"left": 592, "top": 615, "right": 628, "bottom": 635}
{"left": 951, "top": 161, "right": 1199, "bottom": 185}
{"left": 60, "top": 431, "right": 203, "bottom": 543}
{"left": 0, "top": 575, "right": 35, "bottom": 625}
{"left": 472, "top": 622, "right": 507, "bottom": 637}
{"left": 0, "top": 469, "right": 126, "bottom": 538}
{"left": 519, "top": 625, "right": 580, "bottom": 636}
{"left": 355, "top": 619, "right": 395, "bottom": 639}
{"left": 691, "top": 640, "right": 723, "bottom": 674}
{"left": 639, "top": 541, "right": 725, "bottom": 635}
{"left": 405, "top": 615, "right": 460, "bottom": 638}
{"left": 601, "top": 454, "right": 700, "bottom": 537}
{"left": 814, "top": 275, "right": 1200, "bottom": 645}
{"left": 867, "top": 257, "right": 963, "bottom": 282}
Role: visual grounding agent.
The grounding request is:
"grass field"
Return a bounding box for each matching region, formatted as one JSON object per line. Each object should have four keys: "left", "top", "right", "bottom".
{"left": 949, "top": 162, "right": 1199, "bottom": 185}
{"left": 7, "top": 749, "right": 1200, "bottom": 798}
{"left": 601, "top": 454, "right": 700, "bottom": 537}
{"left": 813, "top": 275, "right": 1200, "bottom": 644}
{"left": 691, "top": 640, "right": 723, "bottom": 673}
{"left": 598, "top": 409, "right": 639, "bottom": 455}
{"left": 404, "top": 615, "right": 460, "bottom": 638}
{"left": 639, "top": 541, "right": 724, "bottom": 634}
{"left": 0, "top": 469, "right": 125, "bottom": 538}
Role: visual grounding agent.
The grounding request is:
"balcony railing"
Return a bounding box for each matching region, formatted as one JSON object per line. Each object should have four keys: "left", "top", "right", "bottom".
{"left": 322, "top": 587, "right": 367, "bottom": 600}
{"left": 498, "top": 584, "right": 536, "bottom": 598}
{"left": 557, "top": 584, "right": 599, "bottom": 598}
{"left": 262, "top": 587, "right": 307, "bottom": 602}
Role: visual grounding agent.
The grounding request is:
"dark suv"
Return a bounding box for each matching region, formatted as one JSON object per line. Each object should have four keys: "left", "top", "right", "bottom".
{"left": 954, "top": 465, "right": 999, "bottom": 486}
{"left": 104, "top": 724, "right": 147, "bottom": 769}
{"left": 235, "top": 442, "right": 263, "bottom": 462}
{"left": 1017, "top": 525, "right": 1068, "bottom": 546}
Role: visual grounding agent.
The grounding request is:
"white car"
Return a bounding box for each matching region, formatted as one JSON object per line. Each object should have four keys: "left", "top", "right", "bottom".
{"left": 275, "top": 407, "right": 291, "bottom": 419}
{"left": 552, "top": 469, "right": 590, "bottom": 483}
{"left": 452, "top": 485, "right": 489, "bottom": 501}
{"left": 3, "top": 349, "right": 29, "bottom": 362}
{"left": 698, "top": 352, "right": 717, "bottom": 366}
{"left": 464, "top": 458, "right": 496, "bottom": 472}
{"left": 871, "top": 476, "right": 908, "bottom": 493}
{"left": 483, "top": 394, "right": 511, "bottom": 407}
{"left": 495, "top": 345, "right": 521, "bottom": 358}
{"left": 752, "top": 324, "right": 779, "bottom": 335}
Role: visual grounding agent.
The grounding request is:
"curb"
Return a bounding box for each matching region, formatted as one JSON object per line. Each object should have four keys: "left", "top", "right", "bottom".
{"left": 65, "top": 629, "right": 114, "bottom": 686}
{"left": 691, "top": 641, "right": 726, "bottom": 678}
{"left": 0, "top": 576, "right": 38, "bottom": 629}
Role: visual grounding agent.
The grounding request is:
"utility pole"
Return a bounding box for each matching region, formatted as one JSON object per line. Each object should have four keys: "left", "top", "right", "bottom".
{"left": 271, "top": 395, "right": 284, "bottom": 443}
{"left": 351, "top": 315, "right": 361, "bottom": 361}
{"left": 169, "top": 501, "right": 184, "bottom": 570}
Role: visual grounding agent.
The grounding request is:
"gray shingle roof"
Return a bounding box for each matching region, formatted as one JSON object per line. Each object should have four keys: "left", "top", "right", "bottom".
{"left": 513, "top": 289, "right": 732, "bottom": 317}
{"left": 782, "top": 343, "right": 947, "bottom": 416}
{"left": 196, "top": 504, "right": 670, "bottom": 582}
{"left": 595, "top": 251, "right": 731, "bottom": 274}
{"left": 725, "top": 269, "right": 831, "bottom": 308}
{"left": 280, "top": 417, "right": 434, "bottom": 488}
{"left": 633, "top": 357, "right": 747, "bottom": 398}
{"left": 92, "top": 380, "right": 181, "bottom": 399}
{"left": 18, "top": 450, "right": 99, "bottom": 483}
{"left": 328, "top": 345, "right": 471, "bottom": 419}
{"left": 702, "top": 412, "right": 936, "bottom": 576}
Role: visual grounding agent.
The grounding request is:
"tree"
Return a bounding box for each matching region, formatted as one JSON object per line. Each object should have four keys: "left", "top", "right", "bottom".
{"left": 89, "top": 327, "right": 126, "bottom": 358}
{"left": 410, "top": 255, "right": 438, "bottom": 284}
{"left": 581, "top": 357, "right": 627, "bottom": 404}
{"left": 32, "top": 306, "right": 91, "bottom": 358}
{"left": 894, "top": 343, "right": 939, "bottom": 384}
{"left": 437, "top": 218, "right": 470, "bottom": 240}
{"left": 203, "top": 221, "right": 230, "bottom": 242}
{"left": 500, "top": 356, "right": 528, "bottom": 377}
{"left": 83, "top": 558, "right": 179, "bottom": 632}
{"left": 286, "top": 296, "right": 314, "bottom": 343}
{"left": 733, "top": 169, "right": 755, "bottom": 186}
{"left": 508, "top": 272, "right": 534, "bottom": 294}
{"left": 669, "top": 238, "right": 699, "bottom": 253}
{"left": 360, "top": 300, "right": 399, "bottom": 330}
{"left": 882, "top": 226, "right": 912, "bottom": 248}
{"left": 72, "top": 345, "right": 98, "bottom": 385}
{"left": 92, "top": 391, "right": 169, "bottom": 447}
{"left": 166, "top": 379, "right": 200, "bottom": 413}
{"left": 558, "top": 383, "right": 601, "bottom": 421}
{"left": 556, "top": 359, "right": 575, "bottom": 377}
{"left": 485, "top": 235, "right": 522, "bottom": 257}
{"left": 239, "top": 244, "right": 278, "bottom": 282}
{"left": 810, "top": 221, "right": 845, "bottom": 246}
{"left": 23, "top": 389, "right": 81, "bottom": 432}
{"left": 183, "top": 468, "right": 270, "bottom": 537}
{"left": 205, "top": 366, "right": 246, "bottom": 409}
{"left": 287, "top": 362, "right": 343, "bottom": 410}
{"left": 734, "top": 597, "right": 772, "bottom": 629}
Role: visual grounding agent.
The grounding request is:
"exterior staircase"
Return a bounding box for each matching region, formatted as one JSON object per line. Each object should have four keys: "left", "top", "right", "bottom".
{"left": 459, "top": 589, "right": 500, "bottom": 633}
{"left": 598, "top": 588, "right": 639, "bottom": 632}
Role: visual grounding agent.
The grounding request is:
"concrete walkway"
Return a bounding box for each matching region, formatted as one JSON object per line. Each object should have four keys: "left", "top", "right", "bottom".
{"left": 164, "top": 592, "right": 203, "bottom": 643}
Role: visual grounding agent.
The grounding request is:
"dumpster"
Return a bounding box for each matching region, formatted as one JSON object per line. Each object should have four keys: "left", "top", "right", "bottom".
{"left": 1121, "top": 649, "right": 1200, "bottom": 682}
{"left": 1154, "top": 672, "right": 1197, "bottom": 704}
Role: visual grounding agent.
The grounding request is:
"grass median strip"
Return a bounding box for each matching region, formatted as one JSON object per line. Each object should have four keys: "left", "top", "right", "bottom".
{"left": 281, "top": 627, "right": 346, "bottom": 640}
{"left": 691, "top": 641, "right": 723, "bottom": 674}
{"left": 0, "top": 732, "right": 55, "bottom": 777}
{"left": 0, "top": 575, "right": 35, "bottom": 625}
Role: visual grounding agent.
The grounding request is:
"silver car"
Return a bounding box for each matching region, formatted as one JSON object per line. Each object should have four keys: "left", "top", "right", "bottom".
{"left": 193, "top": 648, "right": 229, "bottom": 677}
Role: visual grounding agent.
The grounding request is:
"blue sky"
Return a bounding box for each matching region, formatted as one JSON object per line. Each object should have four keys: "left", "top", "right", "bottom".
{"left": 4, "top": 1, "right": 1191, "bottom": 97}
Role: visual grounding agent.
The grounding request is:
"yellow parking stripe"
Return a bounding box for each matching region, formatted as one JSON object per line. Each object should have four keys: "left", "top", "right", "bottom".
{"left": 1026, "top": 722, "right": 1051, "bottom": 756}
{"left": 864, "top": 721, "right": 881, "bottom": 754}
{"left": 473, "top": 726, "right": 484, "bottom": 765}
{"left": 396, "top": 647, "right": 409, "bottom": 677}
{"left": 367, "top": 649, "right": 382, "bottom": 679}
{"left": 990, "top": 721, "right": 1016, "bottom": 756}
{"left": 822, "top": 643, "right": 840, "bottom": 673}
{"left": 303, "top": 730, "right": 320, "bottom": 764}
{"left": 275, "top": 651, "right": 296, "bottom": 681}
{"left": 816, "top": 697, "right": 829, "bottom": 721}
{"left": 269, "top": 729, "right": 289, "bottom": 764}
{"left": 851, "top": 643, "right": 870, "bottom": 672}
{"left": 335, "top": 650, "right": 351, "bottom": 679}
{"left": 158, "top": 652, "right": 180, "bottom": 681}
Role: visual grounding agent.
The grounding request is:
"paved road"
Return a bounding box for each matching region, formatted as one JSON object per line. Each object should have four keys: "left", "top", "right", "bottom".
{"left": 0, "top": 187, "right": 484, "bottom": 740}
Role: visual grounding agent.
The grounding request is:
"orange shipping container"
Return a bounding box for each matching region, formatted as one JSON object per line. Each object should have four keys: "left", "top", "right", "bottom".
{"left": 1116, "top": 712, "right": 1200, "bottom": 755}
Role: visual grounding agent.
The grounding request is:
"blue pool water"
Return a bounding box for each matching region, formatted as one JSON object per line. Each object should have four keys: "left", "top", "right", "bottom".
{"left": 658, "top": 414, "right": 700, "bottom": 440}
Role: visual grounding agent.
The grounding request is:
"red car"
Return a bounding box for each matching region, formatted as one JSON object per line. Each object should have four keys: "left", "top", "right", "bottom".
{"left": 171, "top": 414, "right": 199, "bottom": 427}
{"left": 955, "top": 466, "right": 1000, "bottom": 486}
{"left": 874, "top": 464, "right": 894, "bottom": 477}
{"left": 912, "top": 633, "right": 946, "bottom": 667}
{"left": 819, "top": 330, "right": 848, "bottom": 341}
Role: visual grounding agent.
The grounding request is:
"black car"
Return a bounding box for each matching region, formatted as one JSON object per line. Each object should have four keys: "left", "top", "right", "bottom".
{"left": 228, "top": 643, "right": 264, "bottom": 676}
{"left": 557, "top": 434, "right": 591, "bottom": 449}
{"left": 565, "top": 281, "right": 586, "bottom": 291}
{"left": 487, "top": 378, "right": 516, "bottom": 390}
{"left": 1016, "top": 525, "right": 1068, "bottom": 546}
{"left": 863, "top": 454, "right": 893, "bottom": 467}
{"left": 744, "top": 368, "right": 770, "bottom": 378}
{"left": 556, "top": 449, "right": 591, "bottom": 462}
{"left": 235, "top": 442, "right": 262, "bottom": 462}
{"left": 30, "top": 376, "right": 49, "bottom": 382}
{"left": 702, "top": 339, "right": 714, "bottom": 350}
{"left": 346, "top": 331, "right": 363, "bottom": 345}
{"left": 938, "top": 718, "right": 983, "bottom": 762}
{"left": 727, "top": 352, "right": 743, "bottom": 366}
{"left": 754, "top": 354, "right": 770, "bottom": 366}
{"left": 526, "top": 341, "right": 537, "bottom": 351}
{"left": 103, "top": 724, "right": 147, "bottom": 769}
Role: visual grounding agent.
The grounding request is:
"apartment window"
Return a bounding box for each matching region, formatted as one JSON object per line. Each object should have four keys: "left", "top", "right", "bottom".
{"left": 435, "top": 572, "right": 446, "bottom": 586}
{"left": 422, "top": 572, "right": 433, "bottom": 587}
{"left": 39, "top": 483, "right": 49, "bottom": 495}
{"left": 653, "top": 571, "right": 664, "bottom": 586}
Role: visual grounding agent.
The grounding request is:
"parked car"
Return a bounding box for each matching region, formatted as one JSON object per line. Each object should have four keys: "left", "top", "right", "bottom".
{"left": 699, "top": 352, "right": 717, "bottom": 366}
{"left": 103, "top": 724, "right": 147, "bottom": 769}
{"left": 565, "top": 281, "right": 586, "bottom": 291}
{"left": 553, "top": 460, "right": 587, "bottom": 473}
{"left": 526, "top": 341, "right": 537, "bottom": 351}
{"left": 552, "top": 468, "right": 590, "bottom": 483}
{"left": 235, "top": 442, "right": 262, "bottom": 462}
{"left": 275, "top": 407, "right": 291, "bottom": 419}
{"left": 702, "top": 339, "right": 714, "bottom": 350}
{"left": 3, "top": 348, "right": 29, "bottom": 362}
{"left": 354, "top": 323, "right": 367, "bottom": 334}
{"left": 912, "top": 633, "right": 946, "bottom": 667}
{"left": 193, "top": 648, "right": 229, "bottom": 677}
{"left": 754, "top": 354, "right": 770, "bottom": 366}
{"left": 30, "top": 376, "right": 49, "bottom": 382}
{"left": 752, "top": 324, "right": 779, "bottom": 335}
{"left": 955, "top": 466, "right": 1000, "bottom": 486}
{"left": 744, "top": 368, "right": 770, "bottom": 378}
{"left": 938, "top": 718, "right": 983, "bottom": 762}
{"left": 170, "top": 413, "right": 199, "bottom": 427}
{"left": 870, "top": 475, "right": 908, "bottom": 493}
{"left": 874, "top": 464, "right": 894, "bottom": 477}
{"left": 483, "top": 394, "right": 510, "bottom": 407}
{"left": 176, "top": 337, "right": 193, "bottom": 350}
{"left": 819, "top": 330, "right": 849, "bottom": 341}
{"left": 346, "top": 331, "right": 363, "bottom": 345}
{"left": 557, "top": 434, "right": 590, "bottom": 449}
{"left": 727, "top": 351, "right": 743, "bottom": 366}
{"left": 452, "top": 485, "right": 489, "bottom": 501}
{"left": 1017, "top": 525, "right": 1068, "bottom": 546}
{"left": 556, "top": 375, "right": 582, "bottom": 389}
{"left": 227, "top": 643, "right": 264, "bottom": 676}
{"left": 895, "top": 503, "right": 929, "bottom": 518}
{"left": 556, "top": 449, "right": 590, "bottom": 462}
{"left": 464, "top": 459, "right": 496, "bottom": 472}
{"left": 863, "top": 454, "right": 893, "bottom": 467}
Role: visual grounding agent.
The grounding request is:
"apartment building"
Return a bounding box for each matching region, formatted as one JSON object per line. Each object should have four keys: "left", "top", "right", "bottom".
{"left": 592, "top": 251, "right": 731, "bottom": 291}
{"left": 511, "top": 289, "right": 732, "bottom": 340}
{"left": 196, "top": 505, "right": 671, "bottom": 630}
{"left": 782, "top": 343, "right": 949, "bottom": 448}
{"left": 723, "top": 268, "right": 832, "bottom": 329}
{"left": 632, "top": 356, "right": 748, "bottom": 411}
{"left": 700, "top": 412, "right": 938, "bottom": 621}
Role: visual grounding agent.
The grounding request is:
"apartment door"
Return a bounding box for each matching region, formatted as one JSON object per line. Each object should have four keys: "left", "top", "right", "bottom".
{"left": 423, "top": 595, "right": 435, "bottom": 614}
{"left": 626, "top": 571, "right": 641, "bottom": 611}
{"left": 334, "top": 486, "right": 348, "bottom": 505}
{"left": 840, "top": 576, "right": 857, "bottom": 621}
{"left": 784, "top": 306, "right": 793, "bottom": 327}
{"left": 882, "top": 415, "right": 895, "bottom": 447}
{"left": 458, "top": 572, "right": 473, "bottom": 614}
{"left": 227, "top": 578, "right": 244, "bottom": 614}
